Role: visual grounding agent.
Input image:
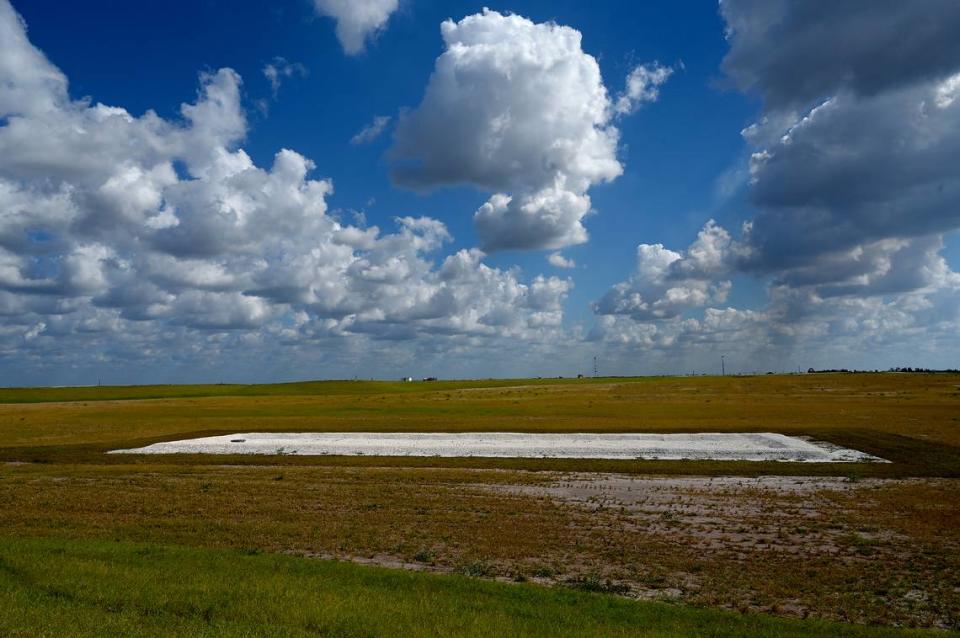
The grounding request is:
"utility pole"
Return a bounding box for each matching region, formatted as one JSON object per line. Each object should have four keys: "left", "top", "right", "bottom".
{"left": 721, "top": 355, "right": 726, "bottom": 376}
{"left": 593, "top": 356, "right": 599, "bottom": 377}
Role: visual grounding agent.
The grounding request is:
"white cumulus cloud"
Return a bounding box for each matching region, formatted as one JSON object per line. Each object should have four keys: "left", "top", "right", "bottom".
{"left": 615, "top": 62, "right": 673, "bottom": 115}
{"left": 593, "top": 221, "right": 736, "bottom": 321}
{"left": 390, "top": 9, "right": 636, "bottom": 252}
{"left": 547, "top": 252, "right": 576, "bottom": 269}
{"left": 0, "top": 0, "right": 574, "bottom": 382}
{"left": 312, "top": 0, "right": 399, "bottom": 55}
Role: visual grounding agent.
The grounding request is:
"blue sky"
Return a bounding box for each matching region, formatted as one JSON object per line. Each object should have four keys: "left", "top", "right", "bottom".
{"left": 15, "top": 0, "right": 755, "bottom": 327}
{"left": 1, "top": 0, "right": 958, "bottom": 384}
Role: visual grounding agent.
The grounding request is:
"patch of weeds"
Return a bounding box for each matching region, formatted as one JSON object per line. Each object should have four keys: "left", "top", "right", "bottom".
{"left": 459, "top": 560, "right": 495, "bottom": 578}
{"left": 532, "top": 566, "right": 556, "bottom": 578}
{"left": 845, "top": 533, "right": 881, "bottom": 556}
{"left": 566, "top": 574, "right": 630, "bottom": 595}
{"left": 647, "top": 574, "right": 667, "bottom": 587}
{"left": 273, "top": 474, "right": 284, "bottom": 481}
{"left": 413, "top": 549, "right": 435, "bottom": 563}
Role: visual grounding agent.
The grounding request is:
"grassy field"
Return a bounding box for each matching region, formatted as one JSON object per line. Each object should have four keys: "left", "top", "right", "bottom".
{"left": 0, "top": 378, "right": 598, "bottom": 404}
{"left": 1, "top": 373, "right": 959, "bottom": 634}
{"left": 2, "top": 537, "right": 944, "bottom": 638}
{"left": 2, "top": 372, "right": 958, "bottom": 476}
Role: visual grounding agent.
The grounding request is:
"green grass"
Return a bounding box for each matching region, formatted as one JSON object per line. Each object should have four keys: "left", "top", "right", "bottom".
{"left": 0, "top": 537, "right": 946, "bottom": 638}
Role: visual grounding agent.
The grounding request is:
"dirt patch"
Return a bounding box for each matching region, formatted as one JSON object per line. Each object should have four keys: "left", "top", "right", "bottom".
{"left": 1, "top": 461, "right": 956, "bottom": 628}
{"left": 491, "top": 474, "right": 914, "bottom": 556}
{"left": 480, "top": 473, "right": 960, "bottom": 628}
{"left": 290, "top": 550, "right": 452, "bottom": 574}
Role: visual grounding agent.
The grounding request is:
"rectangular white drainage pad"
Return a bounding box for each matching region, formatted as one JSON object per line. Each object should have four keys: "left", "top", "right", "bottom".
{"left": 110, "top": 432, "right": 885, "bottom": 463}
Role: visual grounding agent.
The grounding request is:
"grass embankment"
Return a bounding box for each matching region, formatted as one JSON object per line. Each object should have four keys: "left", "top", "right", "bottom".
{"left": 0, "top": 537, "right": 947, "bottom": 638}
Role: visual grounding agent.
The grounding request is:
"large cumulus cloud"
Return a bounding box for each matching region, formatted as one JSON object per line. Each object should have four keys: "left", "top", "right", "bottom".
{"left": 0, "top": 0, "right": 572, "bottom": 381}
{"left": 390, "top": 9, "right": 663, "bottom": 253}
{"left": 591, "top": 1, "right": 960, "bottom": 371}
{"left": 741, "top": 82, "right": 960, "bottom": 270}
{"left": 720, "top": 0, "right": 960, "bottom": 277}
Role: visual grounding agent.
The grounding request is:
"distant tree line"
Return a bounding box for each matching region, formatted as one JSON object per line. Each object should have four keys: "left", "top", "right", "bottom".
{"left": 887, "top": 367, "right": 960, "bottom": 373}
{"left": 806, "top": 367, "right": 960, "bottom": 374}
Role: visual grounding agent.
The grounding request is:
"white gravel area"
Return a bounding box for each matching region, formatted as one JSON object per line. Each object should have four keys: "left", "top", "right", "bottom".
{"left": 109, "top": 432, "right": 884, "bottom": 462}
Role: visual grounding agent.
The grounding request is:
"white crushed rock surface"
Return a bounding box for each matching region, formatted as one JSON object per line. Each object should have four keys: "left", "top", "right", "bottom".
{"left": 109, "top": 432, "right": 884, "bottom": 462}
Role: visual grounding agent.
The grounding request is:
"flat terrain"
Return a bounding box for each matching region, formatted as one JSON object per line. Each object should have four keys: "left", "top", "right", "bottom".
{"left": 1, "top": 373, "right": 958, "bottom": 635}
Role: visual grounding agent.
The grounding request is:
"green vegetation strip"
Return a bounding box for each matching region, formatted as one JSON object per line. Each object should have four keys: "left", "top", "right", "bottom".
{"left": 0, "top": 537, "right": 945, "bottom": 638}
{"left": 0, "top": 378, "right": 617, "bottom": 404}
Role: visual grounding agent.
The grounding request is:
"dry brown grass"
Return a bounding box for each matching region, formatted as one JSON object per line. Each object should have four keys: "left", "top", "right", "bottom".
{"left": 0, "top": 462, "right": 957, "bottom": 628}
{"left": 0, "top": 373, "right": 958, "bottom": 446}
{"left": 2, "top": 373, "right": 959, "bottom": 476}
{"left": 1, "top": 373, "right": 958, "bottom": 629}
